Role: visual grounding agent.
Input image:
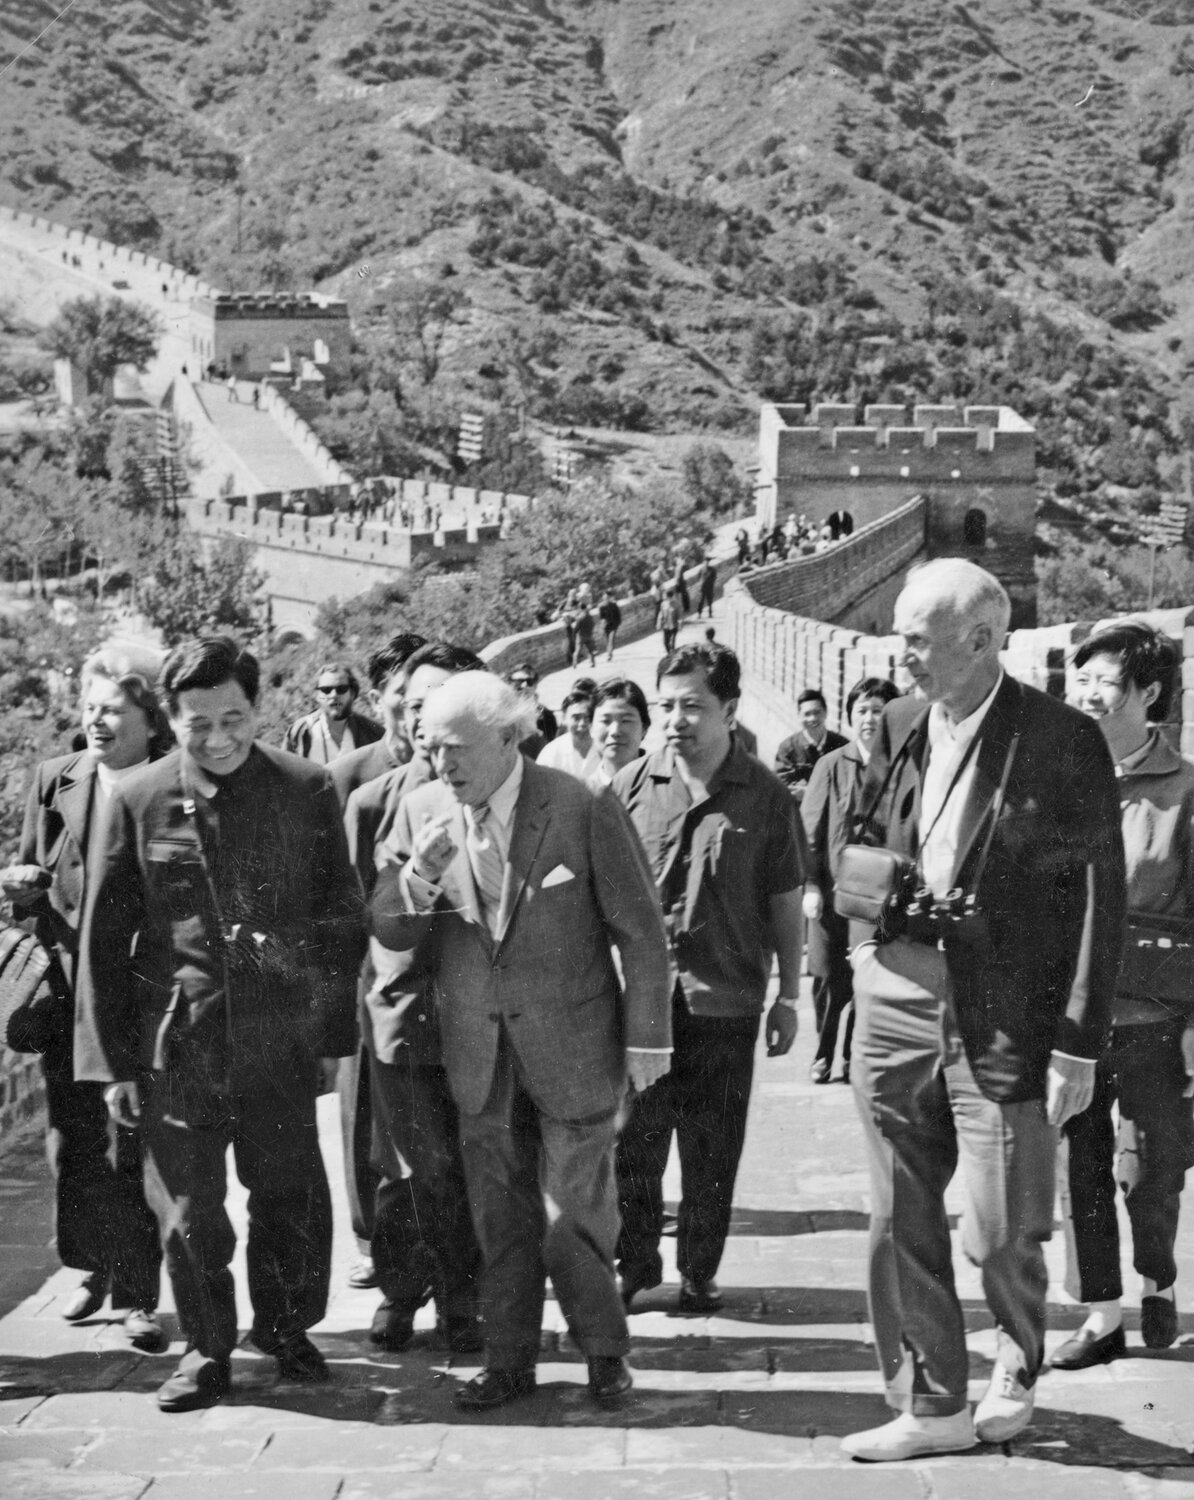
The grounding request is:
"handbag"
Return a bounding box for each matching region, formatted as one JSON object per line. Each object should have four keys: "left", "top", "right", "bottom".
{"left": 0, "top": 923, "right": 66, "bottom": 1054}
{"left": 1117, "top": 913, "right": 1194, "bottom": 1007}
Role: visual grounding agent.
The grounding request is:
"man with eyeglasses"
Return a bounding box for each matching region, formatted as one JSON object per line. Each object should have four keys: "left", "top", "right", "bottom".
{"left": 283, "top": 663, "right": 382, "bottom": 765}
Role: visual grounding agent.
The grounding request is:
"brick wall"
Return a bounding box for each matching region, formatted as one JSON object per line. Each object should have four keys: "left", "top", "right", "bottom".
{"left": 725, "top": 577, "right": 1194, "bottom": 766}
{"left": 0, "top": 1048, "right": 45, "bottom": 1151}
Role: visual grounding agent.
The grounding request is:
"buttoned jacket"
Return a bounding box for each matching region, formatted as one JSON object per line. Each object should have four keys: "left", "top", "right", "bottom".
{"left": 370, "top": 758, "right": 671, "bottom": 1118}
{"left": 856, "top": 674, "right": 1126, "bottom": 1101}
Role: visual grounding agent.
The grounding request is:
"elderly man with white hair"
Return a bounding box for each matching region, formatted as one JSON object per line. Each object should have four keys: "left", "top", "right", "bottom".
{"left": 371, "top": 672, "right": 671, "bottom": 1410}
{"left": 840, "top": 559, "right": 1125, "bottom": 1461}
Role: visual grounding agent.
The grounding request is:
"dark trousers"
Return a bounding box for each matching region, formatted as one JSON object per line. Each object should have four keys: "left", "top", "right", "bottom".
{"left": 337, "top": 1041, "right": 378, "bottom": 1250}
{"left": 369, "top": 1051, "right": 479, "bottom": 1321}
{"left": 617, "top": 996, "right": 759, "bottom": 1288}
{"left": 141, "top": 1058, "right": 331, "bottom": 1362}
{"left": 458, "top": 1024, "right": 628, "bottom": 1372}
{"left": 1063, "top": 1018, "right": 1194, "bottom": 1303}
{"left": 852, "top": 961, "right": 1056, "bottom": 1416}
{"left": 810, "top": 914, "right": 855, "bottom": 1072}
{"left": 44, "top": 1044, "right": 161, "bottom": 1309}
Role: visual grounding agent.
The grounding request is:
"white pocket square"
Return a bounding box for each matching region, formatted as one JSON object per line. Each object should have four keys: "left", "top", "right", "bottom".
{"left": 541, "top": 864, "right": 575, "bottom": 889}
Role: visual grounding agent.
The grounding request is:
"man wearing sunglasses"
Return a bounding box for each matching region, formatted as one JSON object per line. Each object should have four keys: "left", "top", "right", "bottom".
{"left": 283, "top": 663, "right": 383, "bottom": 765}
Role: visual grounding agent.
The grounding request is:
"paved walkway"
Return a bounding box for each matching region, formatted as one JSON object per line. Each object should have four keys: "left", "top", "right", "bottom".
{"left": 199, "top": 379, "right": 330, "bottom": 493}
{"left": 2, "top": 985, "right": 1194, "bottom": 1496}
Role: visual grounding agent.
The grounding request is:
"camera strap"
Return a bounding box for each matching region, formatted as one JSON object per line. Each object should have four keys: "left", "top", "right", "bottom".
{"left": 955, "top": 727, "right": 1020, "bottom": 901}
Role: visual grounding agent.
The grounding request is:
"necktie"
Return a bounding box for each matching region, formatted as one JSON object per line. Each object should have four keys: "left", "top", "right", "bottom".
{"left": 466, "top": 803, "right": 505, "bottom": 928}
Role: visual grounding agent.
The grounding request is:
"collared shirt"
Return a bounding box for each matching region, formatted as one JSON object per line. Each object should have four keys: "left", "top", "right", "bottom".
{"left": 479, "top": 754, "right": 523, "bottom": 867}
{"left": 310, "top": 715, "right": 355, "bottom": 765}
{"left": 536, "top": 735, "right": 600, "bottom": 780}
{"left": 919, "top": 671, "right": 1004, "bottom": 897}
{"left": 613, "top": 738, "right": 806, "bottom": 1018}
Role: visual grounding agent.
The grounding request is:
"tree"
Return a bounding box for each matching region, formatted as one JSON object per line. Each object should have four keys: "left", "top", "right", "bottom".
{"left": 138, "top": 530, "right": 267, "bottom": 646}
{"left": 39, "top": 295, "right": 159, "bottom": 398}
{"left": 2, "top": 450, "right": 93, "bottom": 595}
{"left": 681, "top": 444, "right": 753, "bottom": 517}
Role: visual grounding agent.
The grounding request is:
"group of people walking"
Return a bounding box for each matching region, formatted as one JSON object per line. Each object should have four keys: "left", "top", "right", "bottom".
{"left": 2, "top": 555, "right": 1191, "bottom": 1462}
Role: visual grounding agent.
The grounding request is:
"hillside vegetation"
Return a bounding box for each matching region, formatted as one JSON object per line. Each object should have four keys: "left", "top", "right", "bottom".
{"left": 3, "top": 0, "right": 1194, "bottom": 538}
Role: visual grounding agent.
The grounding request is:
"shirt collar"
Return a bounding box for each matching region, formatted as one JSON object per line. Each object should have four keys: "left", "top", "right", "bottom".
{"left": 95, "top": 756, "right": 149, "bottom": 793}
{"left": 927, "top": 670, "right": 1004, "bottom": 752}
{"left": 482, "top": 753, "right": 524, "bottom": 831}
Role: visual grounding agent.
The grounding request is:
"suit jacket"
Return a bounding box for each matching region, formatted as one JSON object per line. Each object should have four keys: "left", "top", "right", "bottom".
{"left": 330, "top": 735, "right": 408, "bottom": 809}
{"left": 370, "top": 758, "right": 671, "bottom": 1119}
{"left": 17, "top": 751, "right": 98, "bottom": 997}
{"left": 345, "top": 752, "right": 439, "bottom": 1065}
{"left": 801, "top": 740, "right": 866, "bottom": 976}
{"left": 774, "top": 727, "right": 849, "bottom": 801}
{"left": 283, "top": 708, "right": 383, "bottom": 762}
{"left": 855, "top": 674, "right": 1125, "bottom": 1102}
{"left": 75, "top": 744, "right": 365, "bottom": 1087}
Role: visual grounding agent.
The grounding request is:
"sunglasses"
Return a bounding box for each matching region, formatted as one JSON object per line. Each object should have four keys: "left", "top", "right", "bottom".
{"left": 510, "top": 677, "right": 533, "bottom": 688}
{"left": 316, "top": 684, "right": 352, "bottom": 695}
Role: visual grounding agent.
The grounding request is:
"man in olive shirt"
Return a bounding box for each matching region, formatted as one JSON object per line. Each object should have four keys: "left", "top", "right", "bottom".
{"left": 613, "top": 642, "right": 807, "bottom": 1313}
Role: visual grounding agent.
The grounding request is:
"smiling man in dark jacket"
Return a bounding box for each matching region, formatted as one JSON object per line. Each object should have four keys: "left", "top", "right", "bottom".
{"left": 76, "top": 636, "right": 364, "bottom": 1413}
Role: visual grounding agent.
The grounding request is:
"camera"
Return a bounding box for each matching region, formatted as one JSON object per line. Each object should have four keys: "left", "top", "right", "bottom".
{"left": 891, "top": 886, "right": 991, "bottom": 960}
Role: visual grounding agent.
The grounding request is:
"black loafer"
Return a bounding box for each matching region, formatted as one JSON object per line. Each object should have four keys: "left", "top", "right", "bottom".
{"left": 1142, "top": 1295, "right": 1178, "bottom": 1350}
{"left": 588, "top": 1355, "right": 633, "bottom": 1401}
{"left": 440, "top": 1314, "right": 484, "bottom": 1355}
{"left": 124, "top": 1308, "right": 168, "bottom": 1354}
{"left": 369, "top": 1299, "right": 416, "bottom": 1351}
{"left": 455, "top": 1368, "right": 536, "bottom": 1410}
{"left": 809, "top": 1059, "right": 831, "bottom": 1085}
{"left": 619, "top": 1269, "right": 662, "bottom": 1310}
{"left": 62, "top": 1272, "right": 107, "bottom": 1323}
{"left": 157, "top": 1357, "right": 231, "bottom": 1412}
{"left": 273, "top": 1333, "right": 330, "bottom": 1384}
{"left": 677, "top": 1277, "right": 723, "bottom": 1315}
{"left": 1050, "top": 1324, "right": 1126, "bottom": 1370}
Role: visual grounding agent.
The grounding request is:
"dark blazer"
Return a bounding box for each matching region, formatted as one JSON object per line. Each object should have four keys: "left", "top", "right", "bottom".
{"left": 855, "top": 674, "right": 1126, "bottom": 1102}
{"left": 774, "top": 727, "right": 849, "bottom": 802}
{"left": 330, "top": 736, "right": 408, "bottom": 809}
{"left": 283, "top": 708, "right": 383, "bottom": 761}
{"left": 801, "top": 740, "right": 867, "bottom": 977}
{"left": 371, "top": 759, "right": 671, "bottom": 1119}
{"left": 16, "top": 752, "right": 96, "bottom": 995}
{"left": 75, "top": 744, "right": 364, "bottom": 1086}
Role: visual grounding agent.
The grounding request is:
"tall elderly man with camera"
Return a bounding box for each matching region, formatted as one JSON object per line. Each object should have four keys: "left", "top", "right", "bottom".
{"left": 840, "top": 559, "right": 1125, "bottom": 1461}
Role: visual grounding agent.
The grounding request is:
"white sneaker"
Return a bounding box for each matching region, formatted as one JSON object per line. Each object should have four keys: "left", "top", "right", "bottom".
{"left": 841, "top": 1409, "right": 977, "bottom": 1462}
{"left": 974, "top": 1364, "right": 1034, "bottom": 1443}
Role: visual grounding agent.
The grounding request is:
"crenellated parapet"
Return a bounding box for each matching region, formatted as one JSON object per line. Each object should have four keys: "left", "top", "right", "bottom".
{"left": 757, "top": 397, "right": 1037, "bottom": 626}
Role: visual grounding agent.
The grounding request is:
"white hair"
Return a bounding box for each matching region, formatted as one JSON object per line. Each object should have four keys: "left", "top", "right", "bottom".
{"left": 420, "top": 670, "right": 539, "bottom": 740}
{"left": 899, "top": 558, "right": 1011, "bottom": 645}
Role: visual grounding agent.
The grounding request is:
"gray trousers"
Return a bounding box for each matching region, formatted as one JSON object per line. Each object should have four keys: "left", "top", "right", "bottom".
{"left": 851, "top": 945, "right": 1057, "bottom": 1416}
{"left": 458, "top": 1023, "right": 629, "bottom": 1373}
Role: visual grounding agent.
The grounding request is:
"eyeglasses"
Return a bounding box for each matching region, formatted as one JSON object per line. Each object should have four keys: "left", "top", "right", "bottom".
{"left": 510, "top": 678, "right": 533, "bottom": 688}
{"left": 316, "top": 684, "right": 351, "bottom": 696}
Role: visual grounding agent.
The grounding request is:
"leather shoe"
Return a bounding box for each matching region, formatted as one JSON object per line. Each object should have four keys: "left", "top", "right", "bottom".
{"left": 157, "top": 1357, "right": 231, "bottom": 1413}
{"left": 588, "top": 1355, "right": 633, "bottom": 1401}
{"left": 809, "top": 1058, "right": 831, "bottom": 1084}
{"left": 619, "top": 1269, "right": 662, "bottom": 1310}
{"left": 273, "top": 1333, "right": 330, "bottom": 1383}
{"left": 62, "top": 1272, "right": 107, "bottom": 1323}
{"left": 440, "top": 1314, "right": 484, "bottom": 1355}
{"left": 369, "top": 1299, "right": 416, "bottom": 1351}
{"left": 123, "top": 1308, "right": 168, "bottom": 1354}
{"left": 677, "top": 1278, "right": 723, "bottom": 1314}
{"left": 1142, "top": 1294, "right": 1178, "bottom": 1350}
{"left": 346, "top": 1255, "right": 378, "bottom": 1290}
{"left": 1050, "top": 1324, "right": 1125, "bottom": 1370}
{"left": 455, "top": 1368, "right": 536, "bottom": 1411}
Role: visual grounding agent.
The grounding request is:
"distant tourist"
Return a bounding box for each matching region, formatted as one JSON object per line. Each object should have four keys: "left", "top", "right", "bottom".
{"left": 283, "top": 664, "right": 382, "bottom": 766}
{"left": 537, "top": 689, "right": 599, "bottom": 780}
{"left": 597, "top": 590, "right": 622, "bottom": 660}
{"left": 506, "top": 662, "right": 557, "bottom": 760}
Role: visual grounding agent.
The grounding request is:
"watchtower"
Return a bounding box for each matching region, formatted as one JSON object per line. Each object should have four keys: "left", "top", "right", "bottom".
{"left": 188, "top": 292, "right": 350, "bottom": 387}
{"left": 756, "top": 401, "right": 1037, "bottom": 626}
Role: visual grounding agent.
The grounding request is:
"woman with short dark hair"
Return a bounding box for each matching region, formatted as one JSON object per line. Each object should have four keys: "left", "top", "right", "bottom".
{"left": 1054, "top": 620, "right": 1194, "bottom": 1367}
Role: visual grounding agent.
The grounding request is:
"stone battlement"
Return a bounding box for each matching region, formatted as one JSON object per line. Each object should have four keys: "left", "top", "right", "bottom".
{"left": 197, "top": 293, "right": 348, "bottom": 321}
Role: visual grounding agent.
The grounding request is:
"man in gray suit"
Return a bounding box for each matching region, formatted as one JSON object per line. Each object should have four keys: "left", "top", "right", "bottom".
{"left": 371, "top": 672, "right": 671, "bottom": 1409}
